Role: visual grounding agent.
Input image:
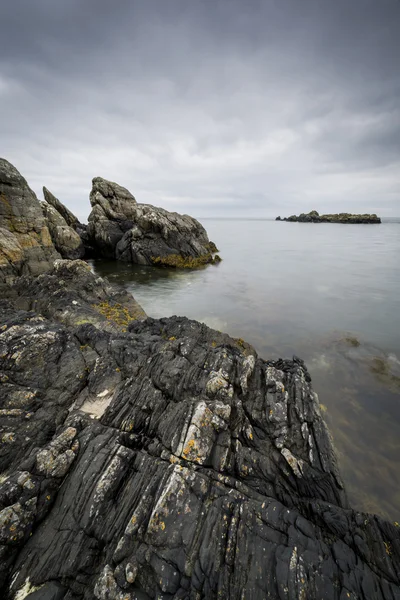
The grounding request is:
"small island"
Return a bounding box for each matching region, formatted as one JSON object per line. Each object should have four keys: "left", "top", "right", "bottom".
{"left": 276, "top": 210, "right": 381, "bottom": 224}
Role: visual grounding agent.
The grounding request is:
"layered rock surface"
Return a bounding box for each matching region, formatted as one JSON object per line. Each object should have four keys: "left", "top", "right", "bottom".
{"left": 87, "top": 177, "right": 219, "bottom": 267}
{"left": 0, "top": 268, "right": 399, "bottom": 599}
{"left": 277, "top": 210, "right": 381, "bottom": 224}
{"left": 0, "top": 159, "right": 60, "bottom": 286}
{"left": 41, "top": 196, "right": 84, "bottom": 260}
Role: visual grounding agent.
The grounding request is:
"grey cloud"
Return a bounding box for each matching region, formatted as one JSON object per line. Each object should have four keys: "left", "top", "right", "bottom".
{"left": 1, "top": 0, "right": 399, "bottom": 220}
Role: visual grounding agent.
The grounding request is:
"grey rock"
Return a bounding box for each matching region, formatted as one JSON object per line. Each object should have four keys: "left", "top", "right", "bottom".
{"left": 87, "top": 177, "right": 218, "bottom": 267}
{"left": 43, "top": 187, "right": 80, "bottom": 230}
{"left": 279, "top": 210, "right": 381, "bottom": 224}
{"left": 2, "top": 258, "right": 146, "bottom": 331}
{"left": 0, "top": 283, "right": 399, "bottom": 598}
{"left": 41, "top": 202, "right": 85, "bottom": 259}
{"left": 0, "top": 159, "right": 60, "bottom": 285}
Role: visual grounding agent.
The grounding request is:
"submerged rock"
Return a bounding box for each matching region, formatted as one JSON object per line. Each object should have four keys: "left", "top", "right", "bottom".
{"left": 87, "top": 177, "right": 219, "bottom": 267}
{"left": 0, "top": 159, "right": 60, "bottom": 286}
{"left": 278, "top": 210, "right": 381, "bottom": 224}
{"left": 0, "top": 272, "right": 399, "bottom": 599}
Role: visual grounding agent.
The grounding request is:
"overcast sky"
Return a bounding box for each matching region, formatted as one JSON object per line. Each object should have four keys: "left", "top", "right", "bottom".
{"left": 1, "top": 0, "right": 399, "bottom": 220}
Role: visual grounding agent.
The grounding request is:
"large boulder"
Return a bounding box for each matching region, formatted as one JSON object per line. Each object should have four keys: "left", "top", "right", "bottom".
{"left": 0, "top": 274, "right": 399, "bottom": 598}
{"left": 0, "top": 159, "right": 61, "bottom": 285}
{"left": 87, "top": 177, "right": 219, "bottom": 267}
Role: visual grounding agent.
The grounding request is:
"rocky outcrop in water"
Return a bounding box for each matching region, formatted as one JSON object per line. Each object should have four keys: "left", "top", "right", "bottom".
{"left": 0, "top": 266, "right": 399, "bottom": 599}
{"left": 87, "top": 177, "right": 220, "bottom": 267}
{"left": 0, "top": 159, "right": 60, "bottom": 286}
{"left": 278, "top": 210, "right": 381, "bottom": 224}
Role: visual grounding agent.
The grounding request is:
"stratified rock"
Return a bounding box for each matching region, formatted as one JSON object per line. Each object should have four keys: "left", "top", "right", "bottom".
{"left": 0, "top": 286, "right": 399, "bottom": 598}
{"left": 0, "top": 159, "right": 60, "bottom": 285}
{"left": 41, "top": 201, "right": 85, "bottom": 259}
{"left": 43, "top": 187, "right": 80, "bottom": 230}
{"left": 278, "top": 210, "right": 381, "bottom": 224}
{"left": 87, "top": 177, "right": 219, "bottom": 267}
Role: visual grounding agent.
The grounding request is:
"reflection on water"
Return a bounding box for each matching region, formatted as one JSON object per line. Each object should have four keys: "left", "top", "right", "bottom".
{"left": 90, "top": 218, "right": 400, "bottom": 520}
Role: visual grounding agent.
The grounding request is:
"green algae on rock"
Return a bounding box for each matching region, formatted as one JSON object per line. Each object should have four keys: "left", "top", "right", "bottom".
{"left": 151, "top": 252, "right": 222, "bottom": 269}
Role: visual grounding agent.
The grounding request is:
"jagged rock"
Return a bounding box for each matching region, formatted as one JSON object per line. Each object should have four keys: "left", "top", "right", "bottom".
{"left": 278, "top": 210, "right": 381, "bottom": 224}
{"left": 41, "top": 201, "right": 85, "bottom": 259}
{"left": 0, "top": 159, "right": 60, "bottom": 286}
{"left": 43, "top": 187, "right": 81, "bottom": 230}
{"left": 0, "top": 284, "right": 399, "bottom": 598}
{"left": 2, "top": 259, "right": 146, "bottom": 331}
{"left": 87, "top": 177, "right": 219, "bottom": 267}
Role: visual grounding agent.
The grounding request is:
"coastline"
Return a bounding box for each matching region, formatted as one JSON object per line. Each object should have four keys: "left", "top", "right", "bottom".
{"left": 1, "top": 159, "right": 399, "bottom": 599}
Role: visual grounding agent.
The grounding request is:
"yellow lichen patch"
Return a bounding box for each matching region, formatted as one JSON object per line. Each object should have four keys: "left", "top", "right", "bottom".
{"left": 150, "top": 253, "right": 220, "bottom": 269}
{"left": 169, "top": 336, "right": 176, "bottom": 341}
{"left": 160, "top": 521, "right": 166, "bottom": 531}
{"left": 211, "top": 341, "right": 217, "bottom": 348}
{"left": 394, "top": 522, "right": 399, "bottom": 527}
{"left": 384, "top": 541, "right": 392, "bottom": 556}
{"left": 182, "top": 438, "right": 197, "bottom": 459}
{"left": 92, "top": 302, "right": 138, "bottom": 331}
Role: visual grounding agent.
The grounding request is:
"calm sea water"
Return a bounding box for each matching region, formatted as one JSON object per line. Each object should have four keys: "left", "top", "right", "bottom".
{"left": 91, "top": 218, "right": 400, "bottom": 520}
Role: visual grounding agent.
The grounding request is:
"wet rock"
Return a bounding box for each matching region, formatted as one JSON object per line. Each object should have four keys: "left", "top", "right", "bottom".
{"left": 0, "top": 159, "right": 60, "bottom": 286}
{"left": 0, "top": 292, "right": 399, "bottom": 598}
{"left": 87, "top": 177, "right": 219, "bottom": 267}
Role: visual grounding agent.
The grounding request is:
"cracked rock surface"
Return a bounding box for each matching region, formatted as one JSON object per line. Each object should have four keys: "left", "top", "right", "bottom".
{"left": 0, "top": 159, "right": 60, "bottom": 287}
{"left": 87, "top": 177, "right": 217, "bottom": 266}
{"left": 0, "top": 275, "right": 399, "bottom": 599}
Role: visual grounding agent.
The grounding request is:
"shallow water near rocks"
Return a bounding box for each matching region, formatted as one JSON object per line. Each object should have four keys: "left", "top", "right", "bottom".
{"left": 91, "top": 218, "right": 400, "bottom": 521}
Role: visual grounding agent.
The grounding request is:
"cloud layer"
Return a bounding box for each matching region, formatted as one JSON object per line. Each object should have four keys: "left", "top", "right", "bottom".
{"left": 1, "top": 0, "right": 399, "bottom": 219}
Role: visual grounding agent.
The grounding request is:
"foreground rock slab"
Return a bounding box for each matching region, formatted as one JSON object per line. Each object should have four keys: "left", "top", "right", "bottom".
{"left": 88, "top": 177, "right": 220, "bottom": 267}
{"left": 276, "top": 210, "right": 381, "bottom": 224}
{"left": 0, "top": 272, "right": 399, "bottom": 599}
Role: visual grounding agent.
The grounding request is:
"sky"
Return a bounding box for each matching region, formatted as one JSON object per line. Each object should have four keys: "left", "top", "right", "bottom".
{"left": 1, "top": 0, "right": 399, "bottom": 220}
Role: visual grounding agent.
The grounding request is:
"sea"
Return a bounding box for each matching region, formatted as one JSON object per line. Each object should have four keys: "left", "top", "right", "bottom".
{"left": 91, "top": 217, "right": 400, "bottom": 520}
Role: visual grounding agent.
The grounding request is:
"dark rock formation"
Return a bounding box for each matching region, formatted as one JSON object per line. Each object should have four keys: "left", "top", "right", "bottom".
{"left": 0, "top": 268, "right": 399, "bottom": 599}
{"left": 0, "top": 159, "right": 60, "bottom": 286}
{"left": 87, "top": 177, "right": 220, "bottom": 267}
{"left": 4, "top": 259, "right": 146, "bottom": 331}
{"left": 278, "top": 210, "right": 381, "bottom": 224}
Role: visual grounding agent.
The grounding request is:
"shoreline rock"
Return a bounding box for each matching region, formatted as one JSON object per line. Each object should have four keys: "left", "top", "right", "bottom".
{"left": 277, "top": 210, "right": 381, "bottom": 224}
{"left": 87, "top": 177, "right": 220, "bottom": 267}
{"left": 0, "top": 159, "right": 399, "bottom": 599}
{"left": 0, "top": 282, "right": 399, "bottom": 598}
{"left": 0, "top": 159, "right": 61, "bottom": 287}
